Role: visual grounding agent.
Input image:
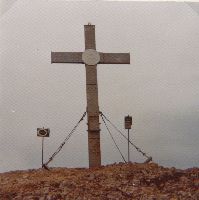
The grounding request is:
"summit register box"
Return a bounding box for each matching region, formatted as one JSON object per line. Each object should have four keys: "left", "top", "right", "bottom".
{"left": 124, "top": 116, "right": 132, "bottom": 129}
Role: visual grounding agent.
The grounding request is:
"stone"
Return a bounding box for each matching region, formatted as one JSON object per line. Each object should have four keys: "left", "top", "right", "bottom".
{"left": 87, "top": 173, "right": 95, "bottom": 180}
{"left": 0, "top": 163, "right": 198, "bottom": 199}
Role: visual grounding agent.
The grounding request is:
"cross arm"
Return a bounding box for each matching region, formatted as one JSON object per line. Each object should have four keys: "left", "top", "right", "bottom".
{"left": 99, "top": 53, "right": 130, "bottom": 64}
{"left": 51, "top": 52, "right": 83, "bottom": 63}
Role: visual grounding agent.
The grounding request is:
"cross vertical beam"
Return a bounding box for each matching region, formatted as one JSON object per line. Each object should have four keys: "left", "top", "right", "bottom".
{"left": 84, "top": 25, "right": 101, "bottom": 167}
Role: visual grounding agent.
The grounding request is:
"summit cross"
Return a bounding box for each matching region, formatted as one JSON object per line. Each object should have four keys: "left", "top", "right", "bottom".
{"left": 51, "top": 24, "right": 130, "bottom": 168}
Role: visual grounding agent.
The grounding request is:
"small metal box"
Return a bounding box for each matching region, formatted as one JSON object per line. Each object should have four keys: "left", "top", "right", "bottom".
{"left": 125, "top": 116, "right": 132, "bottom": 129}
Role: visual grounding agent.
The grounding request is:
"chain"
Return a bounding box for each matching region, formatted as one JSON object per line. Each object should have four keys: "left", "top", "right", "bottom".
{"left": 101, "top": 114, "right": 127, "bottom": 163}
{"left": 100, "top": 112, "right": 152, "bottom": 161}
{"left": 44, "top": 112, "right": 87, "bottom": 167}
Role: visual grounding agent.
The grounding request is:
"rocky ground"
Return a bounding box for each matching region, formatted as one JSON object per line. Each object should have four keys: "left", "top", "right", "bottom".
{"left": 0, "top": 162, "right": 198, "bottom": 200}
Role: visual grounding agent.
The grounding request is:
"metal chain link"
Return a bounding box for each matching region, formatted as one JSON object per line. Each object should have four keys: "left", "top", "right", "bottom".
{"left": 101, "top": 114, "right": 127, "bottom": 163}
{"left": 44, "top": 112, "right": 87, "bottom": 167}
{"left": 100, "top": 112, "right": 152, "bottom": 161}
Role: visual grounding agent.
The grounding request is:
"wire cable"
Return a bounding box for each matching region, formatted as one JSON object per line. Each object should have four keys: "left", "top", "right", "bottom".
{"left": 100, "top": 112, "right": 151, "bottom": 160}
{"left": 44, "top": 112, "right": 87, "bottom": 167}
{"left": 101, "top": 114, "right": 127, "bottom": 163}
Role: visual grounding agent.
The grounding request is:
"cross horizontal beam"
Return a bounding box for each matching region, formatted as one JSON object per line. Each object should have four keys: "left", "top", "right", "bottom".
{"left": 51, "top": 52, "right": 83, "bottom": 63}
{"left": 51, "top": 52, "right": 130, "bottom": 64}
{"left": 99, "top": 53, "right": 130, "bottom": 64}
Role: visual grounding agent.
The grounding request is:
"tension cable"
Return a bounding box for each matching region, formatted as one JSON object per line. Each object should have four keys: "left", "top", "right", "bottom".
{"left": 100, "top": 112, "right": 152, "bottom": 162}
{"left": 101, "top": 114, "right": 127, "bottom": 163}
{"left": 43, "top": 111, "right": 87, "bottom": 168}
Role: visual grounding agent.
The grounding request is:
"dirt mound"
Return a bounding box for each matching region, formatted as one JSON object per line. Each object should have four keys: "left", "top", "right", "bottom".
{"left": 0, "top": 163, "right": 198, "bottom": 199}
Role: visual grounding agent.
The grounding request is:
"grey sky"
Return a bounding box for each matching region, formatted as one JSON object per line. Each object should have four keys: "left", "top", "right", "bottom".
{"left": 0, "top": 0, "right": 17, "bottom": 17}
{"left": 0, "top": 1, "right": 199, "bottom": 172}
{"left": 187, "top": 2, "right": 199, "bottom": 15}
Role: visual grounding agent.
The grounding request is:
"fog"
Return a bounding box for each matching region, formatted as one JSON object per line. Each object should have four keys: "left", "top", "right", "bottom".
{"left": 0, "top": 0, "right": 199, "bottom": 172}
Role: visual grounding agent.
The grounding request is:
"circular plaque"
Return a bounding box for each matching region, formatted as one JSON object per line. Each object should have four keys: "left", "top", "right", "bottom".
{"left": 82, "top": 49, "right": 100, "bottom": 65}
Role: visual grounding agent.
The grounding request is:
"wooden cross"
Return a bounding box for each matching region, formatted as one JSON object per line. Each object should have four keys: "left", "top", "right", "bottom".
{"left": 51, "top": 24, "right": 130, "bottom": 168}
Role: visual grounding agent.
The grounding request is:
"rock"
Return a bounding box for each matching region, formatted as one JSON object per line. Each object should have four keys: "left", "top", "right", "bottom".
{"left": 158, "top": 194, "right": 169, "bottom": 200}
{"left": 22, "top": 175, "right": 28, "bottom": 179}
{"left": 179, "top": 176, "right": 189, "bottom": 183}
{"left": 194, "top": 179, "right": 199, "bottom": 187}
{"left": 0, "top": 163, "right": 198, "bottom": 199}
{"left": 107, "top": 191, "right": 122, "bottom": 199}
{"left": 87, "top": 173, "right": 95, "bottom": 180}
{"left": 132, "top": 179, "right": 140, "bottom": 186}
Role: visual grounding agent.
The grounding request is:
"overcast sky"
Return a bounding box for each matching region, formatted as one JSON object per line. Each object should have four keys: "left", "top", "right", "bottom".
{"left": 0, "top": 0, "right": 199, "bottom": 172}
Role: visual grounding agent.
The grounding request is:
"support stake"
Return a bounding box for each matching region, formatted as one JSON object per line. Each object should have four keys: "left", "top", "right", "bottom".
{"left": 128, "top": 129, "right": 130, "bottom": 162}
{"left": 42, "top": 137, "right": 44, "bottom": 168}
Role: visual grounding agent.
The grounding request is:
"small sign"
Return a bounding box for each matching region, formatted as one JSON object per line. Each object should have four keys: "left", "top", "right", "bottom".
{"left": 125, "top": 116, "right": 132, "bottom": 129}
{"left": 37, "top": 128, "right": 50, "bottom": 137}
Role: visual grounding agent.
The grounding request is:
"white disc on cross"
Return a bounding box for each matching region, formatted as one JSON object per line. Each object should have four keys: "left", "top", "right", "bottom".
{"left": 82, "top": 49, "right": 100, "bottom": 65}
